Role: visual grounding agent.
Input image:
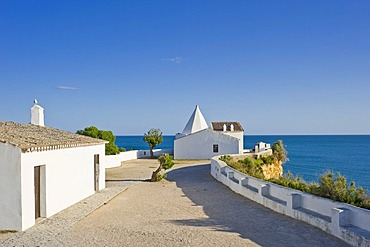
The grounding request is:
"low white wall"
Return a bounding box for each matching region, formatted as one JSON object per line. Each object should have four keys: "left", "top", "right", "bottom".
{"left": 211, "top": 156, "right": 370, "bottom": 247}
{"left": 105, "top": 148, "right": 174, "bottom": 168}
{"left": 0, "top": 143, "right": 22, "bottom": 230}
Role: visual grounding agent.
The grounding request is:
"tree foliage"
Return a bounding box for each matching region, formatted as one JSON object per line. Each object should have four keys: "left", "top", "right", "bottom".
{"left": 76, "top": 126, "right": 120, "bottom": 155}
{"left": 272, "top": 140, "right": 287, "bottom": 163}
{"left": 151, "top": 153, "right": 174, "bottom": 182}
{"left": 143, "top": 128, "right": 163, "bottom": 158}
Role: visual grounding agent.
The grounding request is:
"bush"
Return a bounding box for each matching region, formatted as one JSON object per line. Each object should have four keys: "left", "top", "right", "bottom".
{"left": 272, "top": 140, "right": 287, "bottom": 162}
{"left": 220, "top": 142, "right": 370, "bottom": 210}
{"left": 151, "top": 153, "right": 174, "bottom": 182}
{"left": 312, "top": 172, "right": 370, "bottom": 209}
{"left": 76, "top": 126, "right": 120, "bottom": 155}
{"left": 269, "top": 172, "right": 319, "bottom": 193}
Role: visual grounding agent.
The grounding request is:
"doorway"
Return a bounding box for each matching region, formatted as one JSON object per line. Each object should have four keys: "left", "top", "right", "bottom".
{"left": 34, "top": 166, "right": 41, "bottom": 219}
{"left": 94, "top": 154, "right": 100, "bottom": 191}
{"left": 34, "top": 165, "right": 46, "bottom": 220}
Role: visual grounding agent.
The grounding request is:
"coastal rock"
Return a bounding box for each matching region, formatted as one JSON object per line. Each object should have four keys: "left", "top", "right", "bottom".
{"left": 261, "top": 160, "right": 283, "bottom": 180}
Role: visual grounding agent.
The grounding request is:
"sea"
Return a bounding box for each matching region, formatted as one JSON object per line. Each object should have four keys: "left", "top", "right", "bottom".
{"left": 115, "top": 135, "right": 370, "bottom": 191}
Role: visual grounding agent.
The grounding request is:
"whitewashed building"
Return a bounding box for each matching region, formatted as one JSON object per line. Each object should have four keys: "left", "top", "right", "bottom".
{"left": 0, "top": 102, "right": 106, "bottom": 231}
{"left": 174, "top": 106, "right": 244, "bottom": 159}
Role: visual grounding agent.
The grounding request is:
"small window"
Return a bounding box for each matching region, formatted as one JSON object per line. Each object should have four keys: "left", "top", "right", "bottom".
{"left": 213, "top": 144, "right": 219, "bottom": 153}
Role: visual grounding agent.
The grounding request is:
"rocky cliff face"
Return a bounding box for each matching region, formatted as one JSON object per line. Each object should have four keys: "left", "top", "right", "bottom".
{"left": 261, "top": 160, "right": 283, "bottom": 180}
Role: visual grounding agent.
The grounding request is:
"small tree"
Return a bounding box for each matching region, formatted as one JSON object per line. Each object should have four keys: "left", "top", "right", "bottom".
{"left": 151, "top": 153, "right": 174, "bottom": 182}
{"left": 143, "top": 128, "right": 163, "bottom": 158}
{"left": 272, "top": 140, "right": 287, "bottom": 163}
{"left": 76, "top": 126, "right": 120, "bottom": 155}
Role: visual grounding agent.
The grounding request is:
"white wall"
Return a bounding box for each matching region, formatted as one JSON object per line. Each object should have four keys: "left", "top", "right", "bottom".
{"left": 223, "top": 131, "right": 243, "bottom": 153}
{"left": 20, "top": 144, "right": 105, "bottom": 230}
{"left": 105, "top": 148, "right": 174, "bottom": 168}
{"left": 211, "top": 156, "right": 370, "bottom": 247}
{"left": 0, "top": 143, "right": 22, "bottom": 230}
{"left": 174, "top": 129, "right": 240, "bottom": 159}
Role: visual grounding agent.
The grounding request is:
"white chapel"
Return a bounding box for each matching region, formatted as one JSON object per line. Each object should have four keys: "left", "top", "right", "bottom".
{"left": 174, "top": 105, "right": 244, "bottom": 159}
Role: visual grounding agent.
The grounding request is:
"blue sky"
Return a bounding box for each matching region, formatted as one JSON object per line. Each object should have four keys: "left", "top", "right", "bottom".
{"left": 1, "top": 1, "right": 370, "bottom": 135}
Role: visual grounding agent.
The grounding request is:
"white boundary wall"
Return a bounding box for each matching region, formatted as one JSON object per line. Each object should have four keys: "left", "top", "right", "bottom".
{"left": 211, "top": 156, "right": 370, "bottom": 247}
{"left": 105, "top": 148, "right": 174, "bottom": 168}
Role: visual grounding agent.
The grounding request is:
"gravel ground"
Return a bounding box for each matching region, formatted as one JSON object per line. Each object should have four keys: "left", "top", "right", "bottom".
{"left": 1, "top": 180, "right": 136, "bottom": 246}
{"left": 1, "top": 159, "right": 349, "bottom": 247}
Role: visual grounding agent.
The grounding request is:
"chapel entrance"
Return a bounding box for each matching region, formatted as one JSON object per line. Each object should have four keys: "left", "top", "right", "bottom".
{"left": 94, "top": 154, "right": 100, "bottom": 191}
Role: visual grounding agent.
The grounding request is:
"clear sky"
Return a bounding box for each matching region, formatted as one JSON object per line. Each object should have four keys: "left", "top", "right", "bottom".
{"left": 1, "top": 1, "right": 370, "bottom": 135}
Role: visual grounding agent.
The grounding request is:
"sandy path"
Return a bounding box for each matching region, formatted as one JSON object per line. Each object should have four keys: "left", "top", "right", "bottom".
{"left": 57, "top": 160, "right": 348, "bottom": 247}
{"left": 0, "top": 232, "right": 14, "bottom": 243}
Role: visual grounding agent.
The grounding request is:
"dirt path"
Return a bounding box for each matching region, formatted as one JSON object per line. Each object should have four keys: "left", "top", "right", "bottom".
{"left": 57, "top": 159, "right": 348, "bottom": 247}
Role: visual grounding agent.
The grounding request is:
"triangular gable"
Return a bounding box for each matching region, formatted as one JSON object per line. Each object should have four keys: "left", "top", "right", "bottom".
{"left": 182, "top": 105, "right": 208, "bottom": 135}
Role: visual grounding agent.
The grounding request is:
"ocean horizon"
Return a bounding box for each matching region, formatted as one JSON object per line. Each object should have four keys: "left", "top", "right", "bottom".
{"left": 116, "top": 135, "right": 370, "bottom": 191}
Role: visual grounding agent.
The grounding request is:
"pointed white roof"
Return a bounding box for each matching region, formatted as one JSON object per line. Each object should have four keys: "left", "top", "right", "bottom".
{"left": 182, "top": 105, "right": 208, "bottom": 135}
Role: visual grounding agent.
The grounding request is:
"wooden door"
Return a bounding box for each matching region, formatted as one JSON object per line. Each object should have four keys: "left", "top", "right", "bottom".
{"left": 34, "top": 166, "right": 41, "bottom": 219}
{"left": 94, "top": 154, "right": 100, "bottom": 191}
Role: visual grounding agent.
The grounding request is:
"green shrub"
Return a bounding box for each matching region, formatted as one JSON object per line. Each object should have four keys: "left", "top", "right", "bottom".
{"left": 76, "top": 126, "right": 120, "bottom": 155}
{"left": 151, "top": 153, "right": 174, "bottom": 182}
{"left": 272, "top": 140, "right": 287, "bottom": 162}
{"left": 220, "top": 141, "right": 370, "bottom": 210}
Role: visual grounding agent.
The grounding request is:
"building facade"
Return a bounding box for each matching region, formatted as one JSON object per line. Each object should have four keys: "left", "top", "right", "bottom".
{"left": 174, "top": 106, "right": 244, "bottom": 159}
{"left": 0, "top": 102, "right": 107, "bottom": 231}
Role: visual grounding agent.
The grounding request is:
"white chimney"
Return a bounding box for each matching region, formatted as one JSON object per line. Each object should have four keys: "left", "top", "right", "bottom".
{"left": 223, "top": 124, "right": 227, "bottom": 132}
{"left": 230, "top": 124, "right": 234, "bottom": 131}
{"left": 31, "top": 99, "right": 45, "bottom": 126}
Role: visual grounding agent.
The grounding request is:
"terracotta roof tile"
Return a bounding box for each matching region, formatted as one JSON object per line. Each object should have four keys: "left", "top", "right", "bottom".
{"left": 211, "top": 122, "right": 244, "bottom": 132}
{"left": 0, "top": 121, "right": 107, "bottom": 153}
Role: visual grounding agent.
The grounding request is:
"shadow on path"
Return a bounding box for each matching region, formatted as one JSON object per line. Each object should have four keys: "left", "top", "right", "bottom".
{"left": 166, "top": 164, "right": 348, "bottom": 247}
{"left": 106, "top": 179, "right": 148, "bottom": 182}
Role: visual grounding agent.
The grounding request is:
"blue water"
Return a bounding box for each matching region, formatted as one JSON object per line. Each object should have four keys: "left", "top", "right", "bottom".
{"left": 116, "top": 135, "right": 370, "bottom": 190}
{"left": 116, "top": 135, "right": 175, "bottom": 151}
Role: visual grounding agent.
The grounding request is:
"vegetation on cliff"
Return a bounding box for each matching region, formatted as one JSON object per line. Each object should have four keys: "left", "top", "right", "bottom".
{"left": 220, "top": 140, "right": 287, "bottom": 180}
{"left": 220, "top": 140, "right": 370, "bottom": 210}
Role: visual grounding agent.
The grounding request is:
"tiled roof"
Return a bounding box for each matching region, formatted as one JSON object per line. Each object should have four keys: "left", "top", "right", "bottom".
{"left": 211, "top": 122, "right": 244, "bottom": 132}
{"left": 0, "top": 121, "right": 107, "bottom": 153}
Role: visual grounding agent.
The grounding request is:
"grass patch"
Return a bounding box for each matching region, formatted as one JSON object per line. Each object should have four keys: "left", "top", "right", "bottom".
{"left": 0, "top": 230, "right": 17, "bottom": 234}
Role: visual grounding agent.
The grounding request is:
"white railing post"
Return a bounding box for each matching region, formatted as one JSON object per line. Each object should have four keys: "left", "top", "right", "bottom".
{"left": 332, "top": 208, "right": 351, "bottom": 227}
{"left": 289, "top": 193, "right": 302, "bottom": 209}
